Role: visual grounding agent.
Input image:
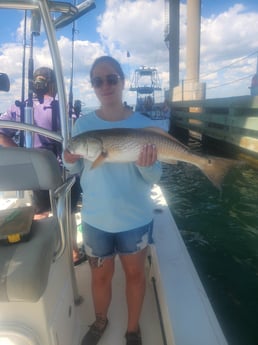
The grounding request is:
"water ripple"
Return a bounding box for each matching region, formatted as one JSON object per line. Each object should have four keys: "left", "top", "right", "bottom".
{"left": 159, "top": 137, "right": 258, "bottom": 344}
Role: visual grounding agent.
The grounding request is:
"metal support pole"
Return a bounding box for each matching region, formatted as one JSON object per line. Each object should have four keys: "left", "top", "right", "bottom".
{"left": 186, "top": 0, "right": 201, "bottom": 83}
{"left": 39, "top": 0, "right": 81, "bottom": 304}
{"left": 168, "top": 0, "right": 180, "bottom": 97}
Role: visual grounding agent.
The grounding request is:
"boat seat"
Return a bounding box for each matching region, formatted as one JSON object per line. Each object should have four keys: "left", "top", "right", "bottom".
{"left": 0, "top": 217, "right": 59, "bottom": 302}
{"left": 0, "top": 147, "right": 63, "bottom": 302}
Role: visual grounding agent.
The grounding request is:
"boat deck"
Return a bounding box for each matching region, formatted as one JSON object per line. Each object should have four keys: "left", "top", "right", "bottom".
{"left": 0, "top": 185, "right": 228, "bottom": 345}
{"left": 75, "top": 255, "right": 164, "bottom": 345}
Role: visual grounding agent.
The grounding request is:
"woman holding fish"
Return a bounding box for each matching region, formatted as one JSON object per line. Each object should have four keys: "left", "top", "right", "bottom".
{"left": 63, "top": 56, "right": 162, "bottom": 345}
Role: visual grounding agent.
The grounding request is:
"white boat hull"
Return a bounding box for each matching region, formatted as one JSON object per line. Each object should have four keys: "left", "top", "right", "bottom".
{"left": 0, "top": 185, "right": 228, "bottom": 345}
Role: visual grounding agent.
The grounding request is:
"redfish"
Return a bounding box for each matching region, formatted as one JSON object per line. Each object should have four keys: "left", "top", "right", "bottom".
{"left": 67, "top": 127, "right": 238, "bottom": 189}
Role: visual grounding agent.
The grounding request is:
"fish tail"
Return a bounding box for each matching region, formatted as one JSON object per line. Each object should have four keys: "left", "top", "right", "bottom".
{"left": 200, "top": 157, "right": 238, "bottom": 190}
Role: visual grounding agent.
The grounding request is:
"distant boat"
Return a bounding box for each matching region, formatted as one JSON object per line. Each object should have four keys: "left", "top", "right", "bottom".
{"left": 130, "top": 66, "right": 171, "bottom": 131}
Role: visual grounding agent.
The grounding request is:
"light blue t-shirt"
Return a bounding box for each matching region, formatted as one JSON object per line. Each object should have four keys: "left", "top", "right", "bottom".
{"left": 64, "top": 111, "right": 162, "bottom": 233}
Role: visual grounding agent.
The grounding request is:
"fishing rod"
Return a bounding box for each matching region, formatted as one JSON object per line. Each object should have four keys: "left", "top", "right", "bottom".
{"left": 24, "top": 9, "right": 41, "bottom": 148}
{"left": 68, "top": 14, "right": 76, "bottom": 125}
{"left": 18, "top": 10, "right": 27, "bottom": 147}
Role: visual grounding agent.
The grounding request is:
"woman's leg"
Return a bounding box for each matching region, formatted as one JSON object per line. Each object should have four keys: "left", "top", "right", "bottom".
{"left": 88, "top": 255, "right": 115, "bottom": 327}
{"left": 119, "top": 247, "right": 147, "bottom": 333}
{"left": 81, "top": 223, "right": 115, "bottom": 344}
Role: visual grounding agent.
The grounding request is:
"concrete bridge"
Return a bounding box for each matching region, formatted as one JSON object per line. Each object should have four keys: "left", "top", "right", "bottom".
{"left": 165, "top": 1, "right": 258, "bottom": 161}
{"left": 170, "top": 95, "right": 258, "bottom": 161}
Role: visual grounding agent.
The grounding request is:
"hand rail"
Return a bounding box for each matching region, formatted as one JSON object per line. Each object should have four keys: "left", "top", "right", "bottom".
{"left": 54, "top": 176, "right": 76, "bottom": 260}
{"left": 39, "top": 0, "right": 69, "bottom": 149}
{"left": 0, "top": 120, "right": 62, "bottom": 143}
{"left": 0, "top": 1, "right": 77, "bottom": 13}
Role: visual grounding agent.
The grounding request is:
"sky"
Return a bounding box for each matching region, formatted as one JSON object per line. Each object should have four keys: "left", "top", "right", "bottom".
{"left": 0, "top": 0, "right": 258, "bottom": 112}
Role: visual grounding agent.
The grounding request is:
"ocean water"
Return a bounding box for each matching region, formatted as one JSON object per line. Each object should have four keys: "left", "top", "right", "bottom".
{"left": 159, "top": 136, "right": 258, "bottom": 345}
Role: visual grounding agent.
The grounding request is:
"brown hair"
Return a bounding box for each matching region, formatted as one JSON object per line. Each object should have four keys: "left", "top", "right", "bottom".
{"left": 90, "top": 56, "right": 125, "bottom": 81}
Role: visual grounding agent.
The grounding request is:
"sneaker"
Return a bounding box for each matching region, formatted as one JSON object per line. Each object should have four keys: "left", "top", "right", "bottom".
{"left": 81, "top": 319, "right": 108, "bottom": 345}
{"left": 125, "top": 328, "right": 142, "bottom": 345}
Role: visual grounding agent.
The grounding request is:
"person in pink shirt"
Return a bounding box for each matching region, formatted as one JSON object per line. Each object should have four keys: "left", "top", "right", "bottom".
{"left": 0, "top": 67, "right": 60, "bottom": 153}
{"left": 0, "top": 67, "right": 84, "bottom": 264}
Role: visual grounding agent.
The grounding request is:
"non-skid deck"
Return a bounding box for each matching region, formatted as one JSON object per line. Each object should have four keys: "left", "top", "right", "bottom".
{"left": 75, "top": 256, "right": 164, "bottom": 345}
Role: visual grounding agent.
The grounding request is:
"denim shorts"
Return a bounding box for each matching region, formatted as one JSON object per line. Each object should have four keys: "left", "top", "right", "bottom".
{"left": 82, "top": 221, "right": 153, "bottom": 259}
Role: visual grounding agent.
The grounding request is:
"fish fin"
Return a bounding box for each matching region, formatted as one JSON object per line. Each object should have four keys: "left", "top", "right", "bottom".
{"left": 91, "top": 151, "right": 108, "bottom": 169}
{"left": 201, "top": 157, "right": 239, "bottom": 190}
{"left": 142, "top": 127, "right": 189, "bottom": 149}
{"left": 143, "top": 126, "right": 171, "bottom": 137}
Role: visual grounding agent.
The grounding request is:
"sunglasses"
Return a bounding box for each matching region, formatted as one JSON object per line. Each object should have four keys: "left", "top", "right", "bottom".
{"left": 91, "top": 74, "right": 121, "bottom": 88}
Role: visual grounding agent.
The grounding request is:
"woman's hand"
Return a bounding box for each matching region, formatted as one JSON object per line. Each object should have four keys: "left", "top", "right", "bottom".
{"left": 63, "top": 149, "right": 82, "bottom": 164}
{"left": 136, "top": 144, "right": 157, "bottom": 167}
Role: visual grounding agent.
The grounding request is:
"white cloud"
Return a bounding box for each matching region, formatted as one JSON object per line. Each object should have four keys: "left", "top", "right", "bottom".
{"left": 1, "top": 1, "right": 258, "bottom": 112}
{"left": 95, "top": 0, "right": 169, "bottom": 104}
{"left": 200, "top": 4, "right": 258, "bottom": 97}
{"left": 98, "top": 0, "right": 167, "bottom": 64}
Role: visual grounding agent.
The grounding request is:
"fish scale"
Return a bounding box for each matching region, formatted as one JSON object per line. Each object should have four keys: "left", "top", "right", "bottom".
{"left": 68, "top": 127, "right": 239, "bottom": 189}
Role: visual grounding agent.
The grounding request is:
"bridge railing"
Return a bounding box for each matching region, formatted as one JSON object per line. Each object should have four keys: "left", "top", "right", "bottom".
{"left": 171, "top": 95, "right": 258, "bottom": 155}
